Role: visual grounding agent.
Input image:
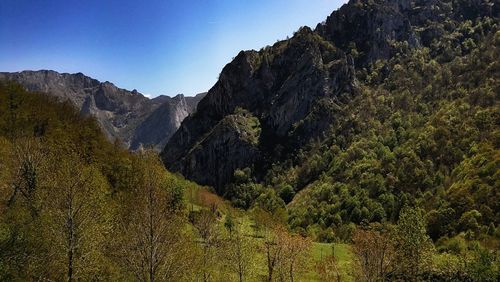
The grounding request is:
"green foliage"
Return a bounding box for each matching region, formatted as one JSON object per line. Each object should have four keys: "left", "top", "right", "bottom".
{"left": 262, "top": 20, "right": 500, "bottom": 247}
{"left": 0, "top": 82, "right": 202, "bottom": 280}
{"left": 254, "top": 189, "right": 286, "bottom": 216}
{"left": 394, "top": 207, "right": 434, "bottom": 280}
{"left": 229, "top": 107, "right": 261, "bottom": 145}
{"left": 225, "top": 168, "right": 264, "bottom": 209}
{"left": 467, "top": 244, "right": 499, "bottom": 281}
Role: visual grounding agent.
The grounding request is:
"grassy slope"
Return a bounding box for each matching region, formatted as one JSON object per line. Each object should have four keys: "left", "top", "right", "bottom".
{"left": 187, "top": 186, "right": 356, "bottom": 281}
{"left": 307, "top": 242, "right": 354, "bottom": 281}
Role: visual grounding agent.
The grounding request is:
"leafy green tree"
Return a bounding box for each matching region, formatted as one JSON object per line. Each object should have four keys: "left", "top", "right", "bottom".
{"left": 467, "top": 245, "right": 499, "bottom": 281}
{"left": 394, "top": 207, "right": 434, "bottom": 281}
{"left": 44, "top": 156, "right": 111, "bottom": 281}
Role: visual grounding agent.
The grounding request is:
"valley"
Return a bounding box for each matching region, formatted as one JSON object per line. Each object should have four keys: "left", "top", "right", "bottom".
{"left": 0, "top": 0, "right": 499, "bottom": 281}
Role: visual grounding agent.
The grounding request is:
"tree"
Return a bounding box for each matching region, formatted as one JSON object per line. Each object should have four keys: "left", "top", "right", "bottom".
{"left": 262, "top": 225, "right": 285, "bottom": 282}
{"left": 316, "top": 245, "right": 341, "bottom": 282}
{"left": 7, "top": 139, "right": 44, "bottom": 217}
{"left": 44, "top": 156, "right": 110, "bottom": 281}
{"left": 352, "top": 224, "right": 395, "bottom": 281}
{"left": 394, "top": 207, "right": 434, "bottom": 281}
{"left": 262, "top": 225, "right": 311, "bottom": 282}
{"left": 118, "top": 151, "right": 194, "bottom": 282}
{"left": 223, "top": 221, "right": 257, "bottom": 282}
{"left": 0, "top": 138, "right": 49, "bottom": 280}
{"left": 467, "top": 244, "right": 499, "bottom": 282}
{"left": 278, "top": 231, "right": 311, "bottom": 282}
{"left": 193, "top": 209, "right": 221, "bottom": 282}
{"left": 224, "top": 213, "right": 235, "bottom": 237}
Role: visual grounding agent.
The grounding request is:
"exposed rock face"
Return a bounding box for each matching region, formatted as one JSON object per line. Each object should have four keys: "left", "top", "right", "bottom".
{"left": 176, "top": 110, "right": 261, "bottom": 194}
{"left": 162, "top": 27, "right": 358, "bottom": 191}
{"left": 0, "top": 70, "right": 205, "bottom": 150}
{"left": 129, "top": 93, "right": 205, "bottom": 151}
{"left": 161, "top": 0, "right": 499, "bottom": 193}
{"left": 316, "top": 0, "right": 420, "bottom": 67}
{"left": 316, "top": 0, "right": 500, "bottom": 66}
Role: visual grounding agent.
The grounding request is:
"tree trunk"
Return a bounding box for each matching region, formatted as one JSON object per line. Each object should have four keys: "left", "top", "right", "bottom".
{"left": 67, "top": 244, "right": 73, "bottom": 282}
{"left": 238, "top": 254, "right": 244, "bottom": 282}
{"left": 149, "top": 185, "right": 155, "bottom": 282}
{"left": 266, "top": 246, "right": 273, "bottom": 282}
{"left": 67, "top": 205, "right": 74, "bottom": 282}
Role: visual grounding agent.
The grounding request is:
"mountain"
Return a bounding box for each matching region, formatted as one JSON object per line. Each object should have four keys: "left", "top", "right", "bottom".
{"left": 162, "top": 0, "right": 499, "bottom": 244}
{"left": 161, "top": 0, "right": 498, "bottom": 195}
{"left": 0, "top": 1, "right": 498, "bottom": 280}
{"left": 0, "top": 70, "right": 205, "bottom": 150}
{"left": 129, "top": 93, "right": 205, "bottom": 151}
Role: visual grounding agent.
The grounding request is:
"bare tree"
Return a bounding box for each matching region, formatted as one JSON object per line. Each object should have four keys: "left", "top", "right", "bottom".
{"left": 262, "top": 225, "right": 312, "bottom": 282}
{"left": 286, "top": 234, "right": 311, "bottom": 282}
{"left": 223, "top": 220, "right": 256, "bottom": 282}
{"left": 352, "top": 225, "right": 395, "bottom": 282}
{"left": 316, "top": 246, "right": 341, "bottom": 282}
{"left": 275, "top": 228, "right": 311, "bottom": 282}
{"left": 262, "top": 226, "right": 284, "bottom": 282}
{"left": 193, "top": 209, "right": 221, "bottom": 282}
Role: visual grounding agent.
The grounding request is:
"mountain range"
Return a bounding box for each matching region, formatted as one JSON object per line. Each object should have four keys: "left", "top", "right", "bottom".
{"left": 0, "top": 0, "right": 499, "bottom": 280}
{"left": 0, "top": 70, "right": 205, "bottom": 151}
{"left": 1, "top": 0, "right": 498, "bottom": 196}
{"left": 161, "top": 0, "right": 499, "bottom": 193}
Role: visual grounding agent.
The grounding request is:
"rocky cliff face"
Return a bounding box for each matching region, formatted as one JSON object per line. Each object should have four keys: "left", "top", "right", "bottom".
{"left": 129, "top": 93, "right": 205, "bottom": 151}
{"left": 161, "top": 0, "right": 498, "bottom": 193}
{"left": 177, "top": 109, "right": 261, "bottom": 194}
{"left": 0, "top": 70, "right": 205, "bottom": 150}
{"left": 315, "top": 0, "right": 499, "bottom": 67}
{"left": 162, "top": 27, "right": 358, "bottom": 190}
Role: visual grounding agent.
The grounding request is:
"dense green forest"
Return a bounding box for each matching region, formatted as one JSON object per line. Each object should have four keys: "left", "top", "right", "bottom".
{"left": 282, "top": 18, "right": 500, "bottom": 240}
{"left": 221, "top": 11, "right": 500, "bottom": 282}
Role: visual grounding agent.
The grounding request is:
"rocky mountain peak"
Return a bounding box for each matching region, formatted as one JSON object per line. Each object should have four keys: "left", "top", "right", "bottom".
{"left": 162, "top": 10, "right": 359, "bottom": 190}
{"left": 161, "top": 0, "right": 499, "bottom": 193}
{"left": 0, "top": 70, "right": 205, "bottom": 150}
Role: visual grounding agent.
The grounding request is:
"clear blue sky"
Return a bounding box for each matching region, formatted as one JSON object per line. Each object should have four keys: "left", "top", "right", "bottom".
{"left": 0, "top": 0, "right": 347, "bottom": 97}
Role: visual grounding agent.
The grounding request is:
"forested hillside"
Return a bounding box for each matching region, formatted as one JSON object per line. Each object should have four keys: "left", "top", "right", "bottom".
{"left": 0, "top": 82, "right": 348, "bottom": 281}
{"left": 1, "top": 0, "right": 499, "bottom": 281}
{"left": 0, "top": 82, "right": 199, "bottom": 280}
{"left": 284, "top": 16, "right": 499, "bottom": 240}
{"left": 160, "top": 0, "right": 500, "bottom": 280}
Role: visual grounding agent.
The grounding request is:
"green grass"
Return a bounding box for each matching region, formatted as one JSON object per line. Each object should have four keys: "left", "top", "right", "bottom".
{"left": 189, "top": 193, "right": 357, "bottom": 281}
{"left": 242, "top": 215, "right": 355, "bottom": 281}
{"left": 305, "top": 242, "right": 354, "bottom": 281}
{"left": 313, "top": 242, "right": 353, "bottom": 263}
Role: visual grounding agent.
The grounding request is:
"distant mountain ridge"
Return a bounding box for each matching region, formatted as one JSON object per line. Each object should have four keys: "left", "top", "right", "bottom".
{"left": 0, "top": 70, "right": 205, "bottom": 150}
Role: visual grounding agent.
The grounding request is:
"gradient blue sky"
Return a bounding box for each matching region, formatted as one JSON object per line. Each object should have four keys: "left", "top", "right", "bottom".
{"left": 0, "top": 0, "right": 347, "bottom": 97}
